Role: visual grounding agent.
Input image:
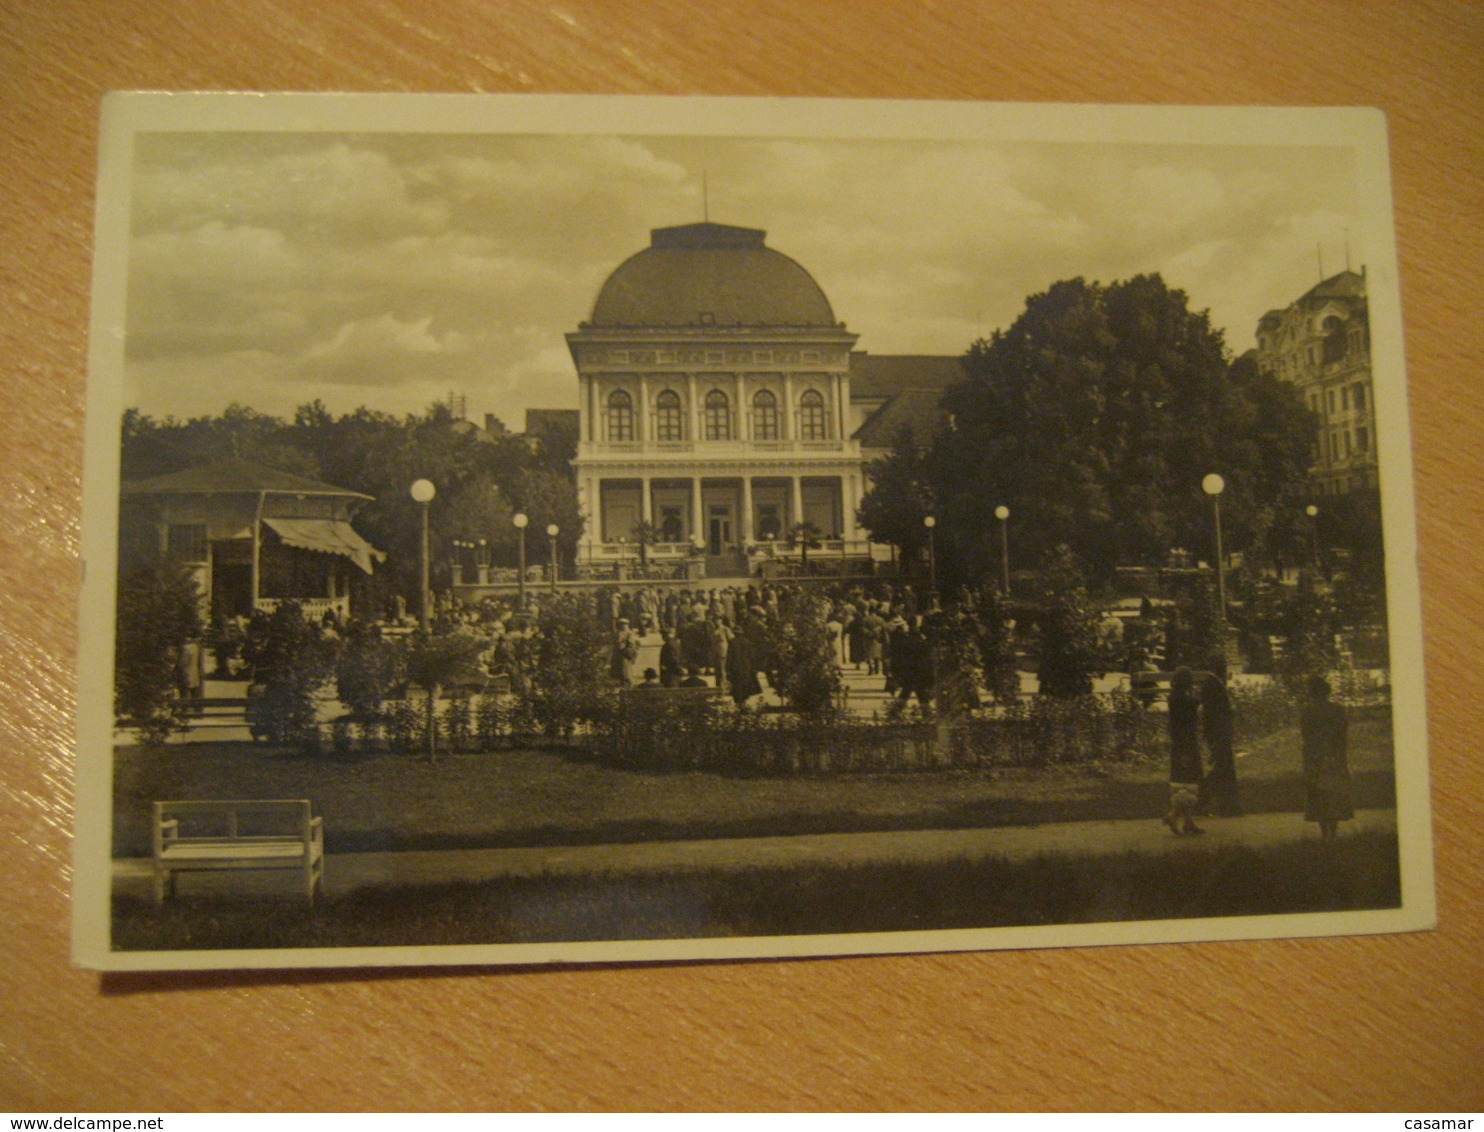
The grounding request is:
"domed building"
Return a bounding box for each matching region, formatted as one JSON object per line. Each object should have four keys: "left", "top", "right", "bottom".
{"left": 570, "top": 222, "right": 862, "bottom": 575}
{"left": 569, "top": 221, "right": 948, "bottom": 577}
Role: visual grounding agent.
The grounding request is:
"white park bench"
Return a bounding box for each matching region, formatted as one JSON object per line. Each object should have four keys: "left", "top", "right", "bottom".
{"left": 151, "top": 799, "right": 324, "bottom": 906}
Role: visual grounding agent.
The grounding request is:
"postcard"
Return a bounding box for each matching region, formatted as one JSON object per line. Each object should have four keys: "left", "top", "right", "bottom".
{"left": 74, "top": 94, "right": 1432, "bottom": 970}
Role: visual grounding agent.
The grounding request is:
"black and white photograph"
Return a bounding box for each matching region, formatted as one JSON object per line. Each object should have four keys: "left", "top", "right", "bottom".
{"left": 73, "top": 94, "right": 1432, "bottom": 970}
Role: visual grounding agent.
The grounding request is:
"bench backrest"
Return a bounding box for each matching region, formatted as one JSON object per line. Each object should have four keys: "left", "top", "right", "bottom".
{"left": 154, "top": 799, "right": 315, "bottom": 843}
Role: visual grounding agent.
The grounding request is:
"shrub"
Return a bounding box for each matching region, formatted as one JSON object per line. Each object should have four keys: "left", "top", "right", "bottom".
{"left": 336, "top": 625, "right": 403, "bottom": 719}
{"left": 1034, "top": 547, "right": 1105, "bottom": 698}
{"left": 244, "top": 601, "right": 336, "bottom": 746}
{"left": 968, "top": 581, "right": 1021, "bottom": 705}
{"left": 114, "top": 563, "right": 204, "bottom": 745}
{"left": 525, "top": 593, "right": 611, "bottom": 737}
{"left": 770, "top": 590, "right": 839, "bottom": 715}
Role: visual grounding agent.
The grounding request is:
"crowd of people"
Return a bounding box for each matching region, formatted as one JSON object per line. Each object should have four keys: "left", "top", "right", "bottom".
{"left": 195, "top": 577, "right": 1356, "bottom": 841}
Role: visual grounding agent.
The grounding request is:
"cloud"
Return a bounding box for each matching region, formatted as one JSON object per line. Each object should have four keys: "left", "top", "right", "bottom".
{"left": 121, "top": 131, "right": 1364, "bottom": 425}
{"left": 133, "top": 140, "right": 449, "bottom": 242}
{"left": 299, "top": 314, "right": 474, "bottom": 387}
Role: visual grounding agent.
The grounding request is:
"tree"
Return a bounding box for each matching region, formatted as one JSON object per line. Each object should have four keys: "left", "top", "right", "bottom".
{"left": 857, "top": 425, "right": 935, "bottom": 561}
{"left": 114, "top": 563, "right": 204, "bottom": 745}
{"left": 524, "top": 593, "right": 612, "bottom": 737}
{"left": 935, "top": 275, "right": 1315, "bottom": 585}
{"left": 969, "top": 579, "right": 1021, "bottom": 704}
{"left": 1033, "top": 546, "right": 1105, "bottom": 698}
{"left": 771, "top": 590, "right": 839, "bottom": 714}
{"left": 243, "top": 601, "right": 336, "bottom": 746}
{"left": 401, "top": 627, "right": 488, "bottom": 760}
{"left": 335, "top": 624, "right": 403, "bottom": 720}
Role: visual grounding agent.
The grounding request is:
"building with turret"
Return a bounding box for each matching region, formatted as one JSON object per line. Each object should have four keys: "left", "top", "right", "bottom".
{"left": 1256, "top": 269, "right": 1377, "bottom": 496}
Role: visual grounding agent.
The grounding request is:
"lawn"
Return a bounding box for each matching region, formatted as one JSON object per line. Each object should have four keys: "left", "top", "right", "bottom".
{"left": 112, "top": 829, "right": 1402, "bottom": 951}
{"left": 111, "top": 709, "right": 1396, "bottom": 856}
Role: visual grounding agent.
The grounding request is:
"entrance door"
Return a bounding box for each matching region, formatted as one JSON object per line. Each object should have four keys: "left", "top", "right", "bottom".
{"left": 708, "top": 507, "right": 733, "bottom": 556}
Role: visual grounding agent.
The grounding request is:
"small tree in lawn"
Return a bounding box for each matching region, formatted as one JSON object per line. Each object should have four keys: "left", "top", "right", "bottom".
{"left": 1164, "top": 575, "right": 1224, "bottom": 671}
{"left": 335, "top": 623, "right": 403, "bottom": 720}
{"left": 115, "top": 563, "right": 203, "bottom": 745}
{"left": 771, "top": 589, "right": 839, "bottom": 715}
{"left": 247, "top": 601, "right": 336, "bottom": 747}
{"left": 402, "top": 627, "right": 488, "bottom": 761}
{"left": 970, "top": 579, "right": 1022, "bottom": 705}
{"left": 1276, "top": 575, "right": 1341, "bottom": 690}
{"left": 1034, "top": 545, "right": 1105, "bottom": 698}
{"left": 526, "top": 592, "right": 611, "bottom": 738}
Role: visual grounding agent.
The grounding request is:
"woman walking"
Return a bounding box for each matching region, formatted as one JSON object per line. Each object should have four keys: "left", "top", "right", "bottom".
{"left": 1164, "top": 667, "right": 1205, "bottom": 836}
{"left": 1300, "top": 675, "right": 1353, "bottom": 841}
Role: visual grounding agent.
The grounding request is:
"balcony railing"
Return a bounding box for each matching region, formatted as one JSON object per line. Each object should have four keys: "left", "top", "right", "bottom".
{"left": 578, "top": 438, "right": 854, "bottom": 459}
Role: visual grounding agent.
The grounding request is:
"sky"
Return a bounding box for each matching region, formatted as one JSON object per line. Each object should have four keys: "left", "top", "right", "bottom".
{"left": 123, "top": 129, "right": 1363, "bottom": 428}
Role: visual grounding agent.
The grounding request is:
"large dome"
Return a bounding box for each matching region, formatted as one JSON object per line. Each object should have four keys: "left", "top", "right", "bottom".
{"left": 589, "top": 222, "right": 837, "bottom": 328}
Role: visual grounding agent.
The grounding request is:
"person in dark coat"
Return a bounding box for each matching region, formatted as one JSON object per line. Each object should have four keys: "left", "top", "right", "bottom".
{"left": 724, "top": 625, "right": 764, "bottom": 706}
{"left": 1164, "top": 667, "right": 1205, "bottom": 835}
{"left": 1197, "top": 653, "right": 1241, "bottom": 817}
{"left": 1300, "top": 675, "right": 1353, "bottom": 841}
{"left": 893, "top": 618, "right": 935, "bottom": 709}
{"left": 659, "top": 629, "right": 686, "bottom": 688}
{"left": 846, "top": 606, "right": 870, "bottom": 670}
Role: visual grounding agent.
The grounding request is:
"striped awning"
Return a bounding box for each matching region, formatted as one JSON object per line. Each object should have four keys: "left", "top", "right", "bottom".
{"left": 262, "top": 518, "right": 385, "bottom": 575}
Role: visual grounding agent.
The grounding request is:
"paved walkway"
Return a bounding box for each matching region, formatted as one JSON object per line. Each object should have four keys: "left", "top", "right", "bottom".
{"left": 113, "top": 808, "right": 1396, "bottom": 899}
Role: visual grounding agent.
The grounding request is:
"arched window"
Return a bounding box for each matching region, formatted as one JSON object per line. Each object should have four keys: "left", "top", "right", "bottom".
{"left": 798, "top": 389, "right": 827, "bottom": 441}
{"left": 607, "top": 389, "right": 634, "bottom": 442}
{"left": 704, "top": 389, "right": 731, "bottom": 441}
{"left": 751, "top": 389, "right": 779, "bottom": 440}
{"left": 654, "top": 389, "right": 682, "bottom": 441}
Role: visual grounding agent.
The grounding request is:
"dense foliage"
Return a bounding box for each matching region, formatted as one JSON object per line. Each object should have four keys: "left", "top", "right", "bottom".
{"left": 915, "top": 274, "right": 1315, "bottom": 585}
{"left": 114, "top": 564, "right": 204, "bottom": 745}
{"left": 243, "top": 601, "right": 336, "bottom": 745}
{"left": 1030, "top": 546, "right": 1107, "bottom": 698}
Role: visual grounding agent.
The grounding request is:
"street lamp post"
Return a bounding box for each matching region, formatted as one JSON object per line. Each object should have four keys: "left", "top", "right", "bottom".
{"left": 994, "top": 505, "right": 1011, "bottom": 596}
{"left": 1202, "top": 473, "right": 1227, "bottom": 625}
{"left": 513, "top": 512, "right": 529, "bottom": 610}
{"left": 409, "top": 479, "right": 436, "bottom": 631}
{"left": 547, "top": 523, "right": 560, "bottom": 592}
{"left": 1305, "top": 504, "right": 1321, "bottom": 573}
{"left": 923, "top": 515, "right": 937, "bottom": 596}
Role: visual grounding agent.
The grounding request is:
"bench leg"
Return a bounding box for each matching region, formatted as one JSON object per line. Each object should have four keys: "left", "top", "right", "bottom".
{"left": 152, "top": 864, "right": 168, "bottom": 907}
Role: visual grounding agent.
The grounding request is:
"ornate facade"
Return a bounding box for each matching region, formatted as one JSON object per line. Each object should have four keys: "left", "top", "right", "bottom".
{"left": 569, "top": 222, "right": 873, "bottom": 576}
{"left": 1256, "top": 269, "right": 1377, "bottom": 496}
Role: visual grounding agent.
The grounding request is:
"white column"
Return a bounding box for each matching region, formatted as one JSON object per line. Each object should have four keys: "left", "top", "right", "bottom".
{"left": 690, "top": 478, "right": 704, "bottom": 544}
{"left": 588, "top": 376, "right": 598, "bottom": 442}
{"left": 791, "top": 475, "right": 804, "bottom": 530}
{"left": 740, "top": 374, "right": 751, "bottom": 441}
{"left": 835, "top": 374, "right": 847, "bottom": 440}
{"left": 641, "top": 475, "right": 652, "bottom": 525}
{"left": 687, "top": 373, "right": 699, "bottom": 442}
{"left": 638, "top": 375, "right": 649, "bottom": 443}
{"left": 782, "top": 373, "right": 793, "bottom": 440}
{"left": 741, "top": 475, "right": 754, "bottom": 542}
{"left": 844, "top": 473, "right": 859, "bottom": 540}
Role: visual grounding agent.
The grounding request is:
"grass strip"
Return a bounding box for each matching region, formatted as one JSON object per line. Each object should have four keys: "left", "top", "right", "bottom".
{"left": 113, "top": 829, "right": 1399, "bottom": 953}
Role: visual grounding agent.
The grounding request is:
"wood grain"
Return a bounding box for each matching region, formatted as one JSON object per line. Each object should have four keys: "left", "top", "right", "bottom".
{"left": 2, "top": 0, "right": 1480, "bottom": 1111}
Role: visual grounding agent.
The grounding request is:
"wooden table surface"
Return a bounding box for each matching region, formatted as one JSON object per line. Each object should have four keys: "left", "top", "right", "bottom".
{"left": 2, "top": 1, "right": 1481, "bottom": 1112}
